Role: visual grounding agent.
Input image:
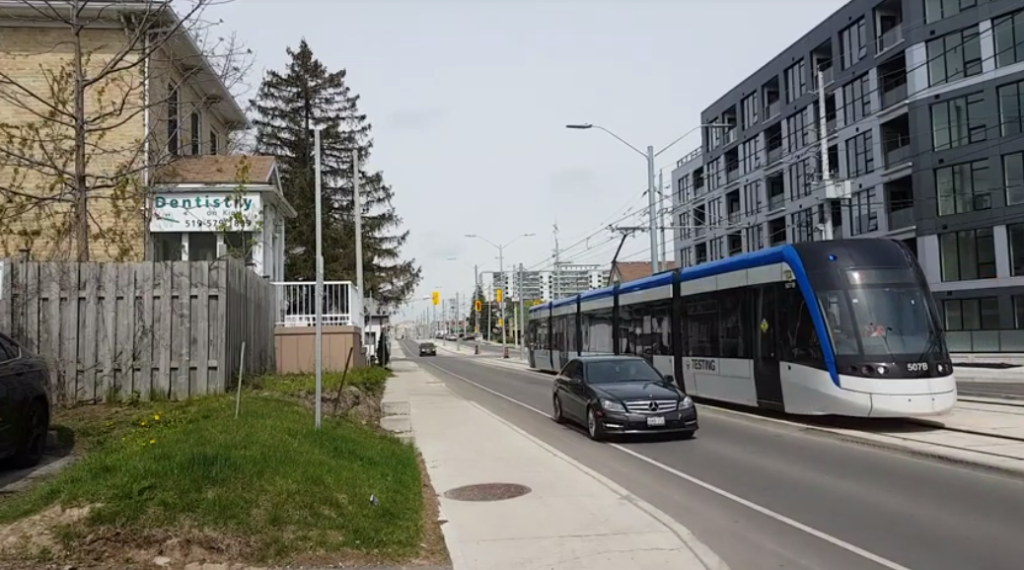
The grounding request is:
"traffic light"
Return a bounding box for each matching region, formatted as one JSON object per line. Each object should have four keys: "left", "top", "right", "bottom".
{"left": 474, "top": 299, "right": 482, "bottom": 312}
{"left": 432, "top": 291, "right": 440, "bottom": 305}
{"left": 496, "top": 289, "right": 503, "bottom": 303}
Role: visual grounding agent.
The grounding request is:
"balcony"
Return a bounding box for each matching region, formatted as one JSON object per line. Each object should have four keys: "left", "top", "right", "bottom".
{"left": 274, "top": 281, "right": 363, "bottom": 327}
{"left": 877, "top": 25, "right": 904, "bottom": 54}
{"left": 767, "top": 145, "right": 783, "bottom": 165}
{"left": 885, "top": 143, "right": 910, "bottom": 168}
{"left": 820, "top": 65, "right": 834, "bottom": 86}
{"left": 881, "top": 82, "right": 907, "bottom": 109}
{"left": 726, "top": 167, "right": 739, "bottom": 184}
{"left": 888, "top": 207, "right": 914, "bottom": 230}
{"left": 764, "top": 100, "right": 780, "bottom": 120}
{"left": 723, "top": 129, "right": 737, "bottom": 145}
{"left": 768, "top": 193, "right": 785, "bottom": 212}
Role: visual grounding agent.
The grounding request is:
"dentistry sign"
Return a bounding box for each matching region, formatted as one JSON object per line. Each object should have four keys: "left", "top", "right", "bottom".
{"left": 151, "top": 192, "right": 263, "bottom": 232}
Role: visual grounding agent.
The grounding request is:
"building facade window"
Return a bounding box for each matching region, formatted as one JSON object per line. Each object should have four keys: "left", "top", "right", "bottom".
{"left": 152, "top": 233, "right": 183, "bottom": 262}
{"left": 1007, "top": 223, "right": 1024, "bottom": 275}
{"left": 1006, "top": 152, "right": 1024, "bottom": 206}
{"left": 943, "top": 298, "right": 1000, "bottom": 331}
{"left": 931, "top": 92, "right": 986, "bottom": 151}
{"left": 845, "top": 130, "right": 874, "bottom": 177}
{"left": 741, "top": 137, "right": 761, "bottom": 173}
{"left": 742, "top": 181, "right": 762, "bottom": 216}
{"left": 785, "top": 59, "right": 806, "bottom": 103}
{"left": 189, "top": 233, "right": 218, "bottom": 261}
{"left": 927, "top": 26, "right": 982, "bottom": 87}
{"left": 741, "top": 93, "right": 758, "bottom": 131}
{"left": 841, "top": 74, "right": 871, "bottom": 125}
{"left": 839, "top": 19, "right": 867, "bottom": 70}
{"left": 791, "top": 208, "right": 814, "bottom": 242}
{"left": 680, "top": 247, "right": 692, "bottom": 269}
{"left": 925, "top": 0, "right": 980, "bottom": 25}
{"left": 745, "top": 223, "right": 764, "bottom": 251}
{"left": 784, "top": 109, "right": 808, "bottom": 154}
{"left": 850, "top": 188, "right": 878, "bottom": 236}
{"left": 680, "top": 212, "right": 692, "bottom": 239}
{"left": 999, "top": 80, "right": 1024, "bottom": 136}
{"left": 190, "top": 111, "right": 202, "bottom": 155}
{"left": 787, "top": 157, "right": 814, "bottom": 200}
{"left": 677, "top": 174, "right": 693, "bottom": 203}
{"left": 210, "top": 129, "right": 220, "bottom": 155}
{"left": 939, "top": 227, "right": 996, "bottom": 282}
{"left": 936, "top": 159, "right": 991, "bottom": 216}
{"left": 994, "top": 8, "right": 1024, "bottom": 68}
{"left": 167, "top": 84, "right": 179, "bottom": 156}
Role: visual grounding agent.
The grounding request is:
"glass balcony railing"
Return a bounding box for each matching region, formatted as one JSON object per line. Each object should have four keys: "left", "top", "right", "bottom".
{"left": 885, "top": 143, "right": 911, "bottom": 168}
{"left": 888, "top": 207, "right": 914, "bottom": 230}
{"left": 876, "top": 25, "right": 904, "bottom": 54}
{"left": 764, "top": 100, "right": 780, "bottom": 120}
{"left": 768, "top": 193, "right": 785, "bottom": 212}
{"left": 767, "top": 146, "right": 783, "bottom": 164}
{"left": 881, "top": 82, "right": 907, "bottom": 109}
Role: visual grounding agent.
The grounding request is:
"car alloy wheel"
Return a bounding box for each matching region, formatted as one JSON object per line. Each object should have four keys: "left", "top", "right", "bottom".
{"left": 587, "top": 407, "right": 604, "bottom": 441}
{"left": 553, "top": 395, "right": 564, "bottom": 423}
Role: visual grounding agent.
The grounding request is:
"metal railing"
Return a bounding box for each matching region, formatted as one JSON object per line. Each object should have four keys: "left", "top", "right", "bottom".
{"left": 876, "top": 25, "right": 904, "bottom": 54}
{"left": 273, "top": 281, "right": 363, "bottom": 327}
{"left": 676, "top": 147, "right": 703, "bottom": 167}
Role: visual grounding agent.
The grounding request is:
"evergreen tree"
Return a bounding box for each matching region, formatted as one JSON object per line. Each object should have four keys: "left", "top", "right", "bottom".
{"left": 250, "top": 39, "right": 421, "bottom": 308}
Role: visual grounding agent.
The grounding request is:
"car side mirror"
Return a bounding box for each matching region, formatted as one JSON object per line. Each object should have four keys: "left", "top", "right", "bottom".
{"left": 664, "top": 374, "right": 675, "bottom": 385}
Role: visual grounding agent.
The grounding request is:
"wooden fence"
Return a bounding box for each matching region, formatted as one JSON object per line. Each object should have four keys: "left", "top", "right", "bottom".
{"left": 0, "top": 258, "right": 275, "bottom": 403}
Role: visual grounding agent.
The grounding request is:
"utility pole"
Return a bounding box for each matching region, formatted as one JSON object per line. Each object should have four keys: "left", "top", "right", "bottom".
{"left": 646, "top": 145, "right": 659, "bottom": 274}
{"left": 658, "top": 169, "right": 667, "bottom": 271}
{"left": 817, "top": 66, "right": 834, "bottom": 241}
{"left": 518, "top": 262, "right": 526, "bottom": 359}
{"left": 314, "top": 127, "right": 324, "bottom": 431}
{"left": 473, "top": 264, "right": 480, "bottom": 340}
{"left": 498, "top": 245, "right": 507, "bottom": 352}
{"left": 456, "top": 291, "right": 461, "bottom": 351}
{"left": 353, "top": 149, "right": 364, "bottom": 320}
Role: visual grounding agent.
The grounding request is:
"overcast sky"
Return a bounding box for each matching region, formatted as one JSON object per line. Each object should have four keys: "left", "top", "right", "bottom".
{"left": 209, "top": 0, "right": 847, "bottom": 319}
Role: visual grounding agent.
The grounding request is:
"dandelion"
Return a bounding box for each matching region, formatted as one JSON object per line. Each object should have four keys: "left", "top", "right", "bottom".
{"left": 150, "top": 439, "right": 156, "bottom": 445}
{"left": 140, "top": 420, "right": 147, "bottom": 427}
{"left": 154, "top": 414, "right": 160, "bottom": 421}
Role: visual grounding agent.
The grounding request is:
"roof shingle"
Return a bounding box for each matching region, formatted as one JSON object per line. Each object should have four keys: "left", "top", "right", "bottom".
{"left": 158, "top": 155, "right": 276, "bottom": 185}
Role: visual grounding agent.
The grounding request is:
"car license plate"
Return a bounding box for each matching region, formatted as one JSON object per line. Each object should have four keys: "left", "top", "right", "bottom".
{"left": 647, "top": 416, "right": 666, "bottom": 427}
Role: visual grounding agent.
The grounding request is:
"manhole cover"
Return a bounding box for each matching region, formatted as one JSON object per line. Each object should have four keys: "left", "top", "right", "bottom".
{"left": 443, "top": 483, "right": 532, "bottom": 502}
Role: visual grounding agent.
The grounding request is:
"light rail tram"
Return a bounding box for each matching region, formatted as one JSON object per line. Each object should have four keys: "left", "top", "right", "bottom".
{"left": 525, "top": 239, "right": 957, "bottom": 418}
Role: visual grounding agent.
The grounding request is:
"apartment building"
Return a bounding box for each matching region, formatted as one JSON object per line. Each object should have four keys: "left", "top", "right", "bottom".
{"left": 482, "top": 265, "right": 608, "bottom": 303}
{"left": 0, "top": 2, "right": 287, "bottom": 265}
{"left": 671, "top": 0, "right": 1024, "bottom": 355}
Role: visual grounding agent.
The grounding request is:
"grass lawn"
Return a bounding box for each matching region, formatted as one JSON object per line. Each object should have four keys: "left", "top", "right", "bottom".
{"left": 258, "top": 366, "right": 392, "bottom": 398}
{"left": 0, "top": 389, "right": 432, "bottom": 565}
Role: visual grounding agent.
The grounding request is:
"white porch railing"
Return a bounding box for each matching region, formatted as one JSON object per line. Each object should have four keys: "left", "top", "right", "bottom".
{"left": 272, "top": 281, "right": 363, "bottom": 328}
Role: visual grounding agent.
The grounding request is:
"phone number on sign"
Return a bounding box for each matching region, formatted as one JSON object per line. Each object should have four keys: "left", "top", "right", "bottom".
{"left": 184, "top": 218, "right": 229, "bottom": 228}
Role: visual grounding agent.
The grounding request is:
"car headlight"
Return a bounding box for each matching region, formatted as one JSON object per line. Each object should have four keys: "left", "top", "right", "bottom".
{"left": 679, "top": 395, "right": 694, "bottom": 408}
{"left": 600, "top": 399, "right": 626, "bottom": 413}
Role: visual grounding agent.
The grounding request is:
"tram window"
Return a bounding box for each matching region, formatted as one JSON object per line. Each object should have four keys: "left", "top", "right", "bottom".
{"left": 685, "top": 296, "right": 720, "bottom": 357}
{"left": 718, "top": 290, "right": 747, "bottom": 358}
{"left": 648, "top": 301, "right": 672, "bottom": 355}
{"left": 782, "top": 288, "right": 822, "bottom": 363}
{"left": 818, "top": 291, "right": 859, "bottom": 356}
{"left": 586, "top": 307, "right": 614, "bottom": 353}
{"left": 619, "top": 304, "right": 639, "bottom": 354}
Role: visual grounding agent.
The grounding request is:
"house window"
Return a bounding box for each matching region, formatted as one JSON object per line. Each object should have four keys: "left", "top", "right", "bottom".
{"left": 845, "top": 130, "right": 874, "bottom": 177}
{"left": 167, "top": 84, "right": 179, "bottom": 156}
{"left": 1007, "top": 222, "right": 1024, "bottom": 275}
{"left": 1006, "top": 152, "right": 1024, "bottom": 206}
{"left": 930, "top": 92, "right": 986, "bottom": 151}
{"left": 209, "top": 129, "right": 220, "bottom": 155}
{"left": 943, "top": 298, "right": 1000, "bottom": 330}
{"left": 152, "top": 233, "right": 183, "bottom": 262}
{"left": 927, "top": 26, "right": 982, "bottom": 87}
{"left": 784, "top": 59, "right": 806, "bottom": 103}
{"left": 925, "top": 0, "right": 980, "bottom": 24}
{"left": 850, "top": 188, "right": 878, "bottom": 236}
{"left": 939, "top": 227, "right": 996, "bottom": 282}
{"left": 190, "top": 111, "right": 202, "bottom": 155}
{"left": 741, "top": 93, "right": 758, "bottom": 130}
{"left": 999, "top": 80, "right": 1024, "bottom": 137}
{"left": 791, "top": 208, "right": 814, "bottom": 243}
{"left": 994, "top": 8, "right": 1024, "bottom": 68}
{"left": 841, "top": 74, "right": 870, "bottom": 125}
{"left": 936, "top": 159, "right": 991, "bottom": 216}
{"left": 225, "top": 232, "right": 255, "bottom": 264}
{"left": 785, "top": 110, "right": 807, "bottom": 154}
{"left": 188, "top": 233, "right": 218, "bottom": 261}
{"left": 741, "top": 137, "right": 760, "bottom": 173}
{"left": 839, "top": 19, "right": 867, "bottom": 70}
{"left": 677, "top": 174, "right": 692, "bottom": 203}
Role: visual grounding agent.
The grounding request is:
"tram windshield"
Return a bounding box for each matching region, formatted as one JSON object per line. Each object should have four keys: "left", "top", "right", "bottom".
{"left": 817, "top": 278, "right": 944, "bottom": 358}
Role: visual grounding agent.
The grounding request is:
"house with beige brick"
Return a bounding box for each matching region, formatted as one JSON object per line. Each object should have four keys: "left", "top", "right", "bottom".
{"left": 0, "top": 0, "right": 292, "bottom": 265}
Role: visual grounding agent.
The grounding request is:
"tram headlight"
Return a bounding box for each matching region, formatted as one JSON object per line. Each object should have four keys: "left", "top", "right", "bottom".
{"left": 876, "top": 365, "right": 888, "bottom": 375}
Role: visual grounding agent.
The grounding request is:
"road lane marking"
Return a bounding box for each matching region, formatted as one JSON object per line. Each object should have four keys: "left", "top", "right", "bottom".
{"left": 421, "top": 359, "right": 914, "bottom": 570}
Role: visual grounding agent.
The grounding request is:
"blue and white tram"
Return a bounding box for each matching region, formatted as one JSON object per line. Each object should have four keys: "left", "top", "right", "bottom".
{"left": 525, "top": 239, "right": 957, "bottom": 418}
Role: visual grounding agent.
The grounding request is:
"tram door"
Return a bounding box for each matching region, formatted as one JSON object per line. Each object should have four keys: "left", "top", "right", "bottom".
{"left": 754, "top": 285, "right": 785, "bottom": 410}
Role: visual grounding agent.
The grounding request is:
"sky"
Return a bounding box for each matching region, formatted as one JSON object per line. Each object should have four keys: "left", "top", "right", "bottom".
{"left": 206, "top": 0, "right": 848, "bottom": 319}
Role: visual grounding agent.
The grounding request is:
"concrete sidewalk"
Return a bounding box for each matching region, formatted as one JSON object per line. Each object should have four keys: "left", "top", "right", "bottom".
{"left": 383, "top": 344, "right": 728, "bottom": 570}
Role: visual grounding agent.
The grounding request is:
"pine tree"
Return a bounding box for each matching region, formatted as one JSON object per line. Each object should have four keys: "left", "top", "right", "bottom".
{"left": 250, "top": 40, "right": 421, "bottom": 307}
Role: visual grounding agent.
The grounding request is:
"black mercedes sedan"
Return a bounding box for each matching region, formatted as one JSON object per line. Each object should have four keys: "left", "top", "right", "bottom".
{"left": 552, "top": 355, "right": 697, "bottom": 441}
{"left": 418, "top": 342, "right": 437, "bottom": 357}
{"left": 0, "top": 332, "right": 51, "bottom": 468}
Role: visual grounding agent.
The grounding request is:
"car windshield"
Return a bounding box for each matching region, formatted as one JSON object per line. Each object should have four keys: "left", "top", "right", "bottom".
{"left": 818, "top": 287, "right": 942, "bottom": 357}
{"left": 420, "top": 343, "right": 434, "bottom": 348}
{"left": 587, "top": 360, "right": 663, "bottom": 384}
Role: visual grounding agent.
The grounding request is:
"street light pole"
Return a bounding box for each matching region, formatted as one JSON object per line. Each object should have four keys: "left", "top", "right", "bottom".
{"left": 313, "top": 126, "right": 324, "bottom": 431}
{"left": 566, "top": 122, "right": 732, "bottom": 276}
{"left": 465, "top": 232, "right": 535, "bottom": 358}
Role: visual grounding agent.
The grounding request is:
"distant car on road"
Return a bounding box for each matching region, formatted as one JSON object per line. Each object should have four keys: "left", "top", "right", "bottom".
{"left": 418, "top": 342, "right": 437, "bottom": 357}
{"left": 0, "top": 332, "right": 51, "bottom": 468}
{"left": 552, "top": 356, "right": 697, "bottom": 441}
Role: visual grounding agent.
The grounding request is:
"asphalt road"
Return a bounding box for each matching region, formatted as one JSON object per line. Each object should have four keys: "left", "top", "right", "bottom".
{"left": 402, "top": 340, "right": 1024, "bottom": 570}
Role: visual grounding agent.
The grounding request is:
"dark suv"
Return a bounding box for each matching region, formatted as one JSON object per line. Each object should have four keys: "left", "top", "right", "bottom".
{"left": 418, "top": 342, "right": 436, "bottom": 357}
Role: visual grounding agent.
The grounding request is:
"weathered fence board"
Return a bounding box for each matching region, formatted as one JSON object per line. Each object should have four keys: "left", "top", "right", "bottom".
{"left": 0, "top": 258, "right": 275, "bottom": 403}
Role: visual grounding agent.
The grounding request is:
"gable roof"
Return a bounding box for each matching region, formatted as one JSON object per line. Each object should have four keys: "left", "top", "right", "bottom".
{"left": 157, "top": 155, "right": 277, "bottom": 185}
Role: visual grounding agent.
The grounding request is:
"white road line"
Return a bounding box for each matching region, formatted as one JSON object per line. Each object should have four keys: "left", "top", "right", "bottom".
{"left": 422, "top": 359, "right": 914, "bottom": 570}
